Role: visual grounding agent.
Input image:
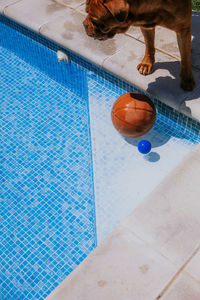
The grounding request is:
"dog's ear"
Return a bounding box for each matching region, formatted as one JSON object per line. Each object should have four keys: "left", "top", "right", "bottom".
{"left": 103, "top": 0, "right": 130, "bottom": 22}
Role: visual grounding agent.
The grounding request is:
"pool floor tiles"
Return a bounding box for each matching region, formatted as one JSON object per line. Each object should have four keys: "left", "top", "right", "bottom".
{"left": 0, "top": 46, "right": 97, "bottom": 299}
{"left": 87, "top": 73, "right": 199, "bottom": 243}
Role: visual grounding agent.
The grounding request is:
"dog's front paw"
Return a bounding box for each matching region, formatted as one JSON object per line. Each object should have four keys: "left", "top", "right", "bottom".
{"left": 180, "top": 75, "right": 195, "bottom": 91}
{"left": 137, "top": 57, "right": 154, "bottom": 76}
{"left": 137, "top": 63, "right": 153, "bottom": 75}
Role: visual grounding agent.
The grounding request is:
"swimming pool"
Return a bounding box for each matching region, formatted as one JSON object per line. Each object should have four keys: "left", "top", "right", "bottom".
{"left": 1, "top": 15, "right": 200, "bottom": 299}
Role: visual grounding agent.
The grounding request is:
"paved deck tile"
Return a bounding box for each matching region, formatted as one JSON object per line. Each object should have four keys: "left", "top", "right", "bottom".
{"left": 4, "top": 0, "right": 69, "bottom": 31}
{"left": 53, "top": 0, "right": 85, "bottom": 9}
{"left": 40, "top": 12, "right": 132, "bottom": 67}
{"left": 0, "top": 0, "right": 20, "bottom": 13}
{"left": 122, "top": 144, "right": 200, "bottom": 266}
{"left": 46, "top": 226, "right": 178, "bottom": 300}
{"left": 161, "top": 272, "right": 200, "bottom": 300}
{"left": 185, "top": 249, "right": 200, "bottom": 282}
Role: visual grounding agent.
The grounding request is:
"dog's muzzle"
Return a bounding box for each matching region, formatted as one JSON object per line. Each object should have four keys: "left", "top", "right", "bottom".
{"left": 83, "top": 19, "right": 115, "bottom": 40}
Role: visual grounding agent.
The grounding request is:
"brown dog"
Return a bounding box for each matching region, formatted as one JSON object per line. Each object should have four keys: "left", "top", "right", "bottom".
{"left": 83, "top": 0, "right": 195, "bottom": 91}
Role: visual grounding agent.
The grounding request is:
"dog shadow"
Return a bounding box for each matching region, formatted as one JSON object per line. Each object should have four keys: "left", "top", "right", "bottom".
{"left": 146, "top": 66, "right": 200, "bottom": 119}
{"left": 191, "top": 10, "right": 200, "bottom": 68}
{"left": 146, "top": 11, "right": 200, "bottom": 118}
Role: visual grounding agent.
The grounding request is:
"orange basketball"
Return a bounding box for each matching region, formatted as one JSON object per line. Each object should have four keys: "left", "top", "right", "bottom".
{"left": 111, "top": 92, "right": 156, "bottom": 138}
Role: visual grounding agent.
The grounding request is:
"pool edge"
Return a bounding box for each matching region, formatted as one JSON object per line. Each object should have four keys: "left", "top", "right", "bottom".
{"left": 45, "top": 142, "right": 200, "bottom": 300}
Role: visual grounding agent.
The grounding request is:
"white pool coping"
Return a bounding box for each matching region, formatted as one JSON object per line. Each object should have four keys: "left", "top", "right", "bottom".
{"left": 1, "top": 1, "right": 200, "bottom": 299}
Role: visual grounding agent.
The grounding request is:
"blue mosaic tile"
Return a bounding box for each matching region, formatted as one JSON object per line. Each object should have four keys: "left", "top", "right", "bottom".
{"left": 0, "top": 22, "right": 96, "bottom": 300}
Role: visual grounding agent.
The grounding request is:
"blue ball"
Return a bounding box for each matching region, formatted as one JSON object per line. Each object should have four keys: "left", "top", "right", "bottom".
{"left": 138, "top": 140, "right": 151, "bottom": 154}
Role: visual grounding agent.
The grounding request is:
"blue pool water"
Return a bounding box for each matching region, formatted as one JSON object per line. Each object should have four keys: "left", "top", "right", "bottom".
{"left": 0, "top": 19, "right": 97, "bottom": 299}
{"left": 1, "top": 16, "right": 200, "bottom": 299}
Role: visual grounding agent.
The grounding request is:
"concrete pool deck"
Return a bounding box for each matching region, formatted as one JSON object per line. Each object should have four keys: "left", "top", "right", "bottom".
{"left": 1, "top": 0, "right": 200, "bottom": 299}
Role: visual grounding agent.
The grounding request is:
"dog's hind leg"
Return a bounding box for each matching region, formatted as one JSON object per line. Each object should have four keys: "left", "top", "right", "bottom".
{"left": 176, "top": 27, "right": 195, "bottom": 91}
{"left": 137, "top": 27, "right": 155, "bottom": 75}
